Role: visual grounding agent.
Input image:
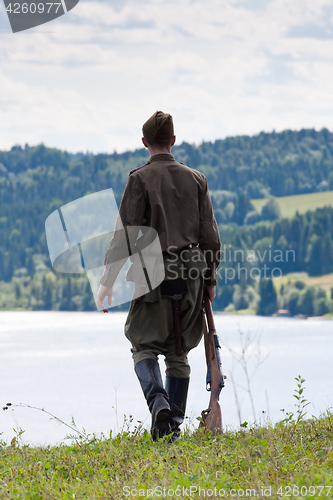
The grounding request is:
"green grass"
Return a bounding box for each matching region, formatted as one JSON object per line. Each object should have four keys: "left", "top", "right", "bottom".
{"left": 1, "top": 415, "right": 333, "bottom": 499}
{"left": 1, "top": 378, "right": 333, "bottom": 499}
{"left": 252, "top": 191, "right": 333, "bottom": 218}
{"left": 273, "top": 272, "right": 333, "bottom": 297}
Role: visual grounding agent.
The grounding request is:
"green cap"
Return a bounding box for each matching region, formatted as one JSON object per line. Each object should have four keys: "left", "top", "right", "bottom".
{"left": 142, "top": 111, "right": 174, "bottom": 139}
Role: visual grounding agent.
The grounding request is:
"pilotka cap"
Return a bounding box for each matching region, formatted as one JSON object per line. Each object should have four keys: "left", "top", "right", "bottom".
{"left": 142, "top": 111, "right": 174, "bottom": 139}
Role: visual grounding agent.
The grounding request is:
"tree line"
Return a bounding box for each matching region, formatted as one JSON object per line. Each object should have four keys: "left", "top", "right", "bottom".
{"left": 1, "top": 129, "right": 333, "bottom": 314}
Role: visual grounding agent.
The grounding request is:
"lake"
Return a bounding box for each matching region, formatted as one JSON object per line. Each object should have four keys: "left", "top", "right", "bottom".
{"left": 1, "top": 311, "right": 332, "bottom": 446}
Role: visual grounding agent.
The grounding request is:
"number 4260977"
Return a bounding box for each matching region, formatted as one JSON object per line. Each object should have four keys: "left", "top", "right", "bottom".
{"left": 6, "top": 3, "right": 62, "bottom": 14}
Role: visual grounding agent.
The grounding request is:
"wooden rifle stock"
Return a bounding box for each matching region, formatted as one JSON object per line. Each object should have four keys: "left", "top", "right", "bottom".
{"left": 200, "top": 290, "right": 223, "bottom": 435}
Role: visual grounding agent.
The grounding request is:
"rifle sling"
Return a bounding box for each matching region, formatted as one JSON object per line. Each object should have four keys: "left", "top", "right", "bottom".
{"left": 171, "top": 299, "right": 184, "bottom": 356}
{"left": 160, "top": 278, "right": 188, "bottom": 356}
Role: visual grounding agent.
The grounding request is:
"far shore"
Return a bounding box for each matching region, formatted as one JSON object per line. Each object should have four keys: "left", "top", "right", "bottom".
{"left": 1, "top": 308, "right": 333, "bottom": 319}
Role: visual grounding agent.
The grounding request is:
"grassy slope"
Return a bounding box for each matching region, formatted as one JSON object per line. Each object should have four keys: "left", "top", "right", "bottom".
{"left": 1, "top": 415, "right": 333, "bottom": 500}
{"left": 252, "top": 191, "right": 333, "bottom": 218}
{"left": 273, "top": 272, "right": 333, "bottom": 296}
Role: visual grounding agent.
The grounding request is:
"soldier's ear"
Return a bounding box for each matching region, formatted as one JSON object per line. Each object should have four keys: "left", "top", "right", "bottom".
{"left": 171, "top": 136, "right": 176, "bottom": 147}
{"left": 142, "top": 137, "right": 149, "bottom": 148}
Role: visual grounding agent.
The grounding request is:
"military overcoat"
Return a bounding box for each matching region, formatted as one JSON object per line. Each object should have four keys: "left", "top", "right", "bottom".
{"left": 100, "top": 153, "right": 221, "bottom": 367}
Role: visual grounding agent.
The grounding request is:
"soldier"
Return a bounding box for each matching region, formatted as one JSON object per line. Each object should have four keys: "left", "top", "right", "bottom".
{"left": 96, "top": 111, "right": 221, "bottom": 441}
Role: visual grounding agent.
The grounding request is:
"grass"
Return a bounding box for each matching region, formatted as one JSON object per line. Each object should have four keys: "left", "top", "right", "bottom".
{"left": 1, "top": 374, "right": 333, "bottom": 500}
{"left": 252, "top": 191, "right": 333, "bottom": 218}
{"left": 1, "top": 414, "right": 333, "bottom": 499}
{"left": 1, "top": 373, "right": 332, "bottom": 500}
{"left": 273, "top": 272, "right": 333, "bottom": 297}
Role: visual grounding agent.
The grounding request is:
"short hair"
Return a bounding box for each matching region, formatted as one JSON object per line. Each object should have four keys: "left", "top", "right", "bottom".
{"left": 142, "top": 129, "right": 174, "bottom": 149}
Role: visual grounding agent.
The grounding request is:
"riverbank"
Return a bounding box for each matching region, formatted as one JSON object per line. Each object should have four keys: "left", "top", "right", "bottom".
{"left": 1, "top": 412, "right": 333, "bottom": 500}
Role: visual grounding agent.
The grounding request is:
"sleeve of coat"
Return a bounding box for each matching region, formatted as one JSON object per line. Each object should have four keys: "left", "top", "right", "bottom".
{"left": 198, "top": 177, "right": 221, "bottom": 286}
{"left": 99, "top": 173, "right": 146, "bottom": 288}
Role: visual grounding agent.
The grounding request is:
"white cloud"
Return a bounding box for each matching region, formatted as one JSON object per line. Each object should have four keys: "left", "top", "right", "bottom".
{"left": 0, "top": 0, "right": 333, "bottom": 153}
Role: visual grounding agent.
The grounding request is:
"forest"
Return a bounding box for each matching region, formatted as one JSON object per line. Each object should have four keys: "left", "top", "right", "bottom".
{"left": 1, "top": 127, "right": 333, "bottom": 315}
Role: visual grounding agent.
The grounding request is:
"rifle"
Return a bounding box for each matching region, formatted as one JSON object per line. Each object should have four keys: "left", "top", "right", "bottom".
{"left": 200, "top": 289, "right": 225, "bottom": 435}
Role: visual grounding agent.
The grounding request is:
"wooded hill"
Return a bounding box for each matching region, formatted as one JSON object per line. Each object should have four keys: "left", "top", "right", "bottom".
{"left": 1, "top": 128, "right": 333, "bottom": 313}
{"left": 2, "top": 127, "right": 333, "bottom": 205}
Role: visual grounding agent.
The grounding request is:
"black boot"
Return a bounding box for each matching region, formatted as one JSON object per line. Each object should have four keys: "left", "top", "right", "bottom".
{"left": 135, "top": 358, "right": 171, "bottom": 441}
{"left": 165, "top": 377, "right": 189, "bottom": 441}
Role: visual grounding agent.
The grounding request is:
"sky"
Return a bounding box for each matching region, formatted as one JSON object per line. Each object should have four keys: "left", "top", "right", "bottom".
{"left": 1, "top": 0, "right": 333, "bottom": 154}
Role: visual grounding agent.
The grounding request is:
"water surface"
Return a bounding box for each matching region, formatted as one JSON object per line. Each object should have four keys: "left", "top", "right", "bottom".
{"left": 1, "top": 311, "right": 332, "bottom": 445}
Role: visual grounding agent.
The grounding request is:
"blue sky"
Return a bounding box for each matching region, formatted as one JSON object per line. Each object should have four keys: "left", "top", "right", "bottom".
{"left": 1, "top": 0, "right": 333, "bottom": 153}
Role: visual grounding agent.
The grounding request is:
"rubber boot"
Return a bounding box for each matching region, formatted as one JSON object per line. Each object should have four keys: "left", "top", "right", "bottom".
{"left": 165, "top": 376, "right": 189, "bottom": 441}
{"left": 135, "top": 358, "right": 171, "bottom": 441}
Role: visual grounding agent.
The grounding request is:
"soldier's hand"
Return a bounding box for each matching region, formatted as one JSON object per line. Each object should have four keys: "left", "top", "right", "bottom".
{"left": 96, "top": 284, "right": 113, "bottom": 312}
{"left": 204, "top": 284, "right": 216, "bottom": 302}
